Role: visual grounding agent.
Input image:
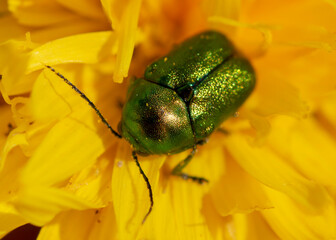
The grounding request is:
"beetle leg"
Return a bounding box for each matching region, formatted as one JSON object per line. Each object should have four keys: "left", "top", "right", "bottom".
{"left": 171, "top": 146, "right": 209, "bottom": 184}
{"left": 217, "top": 128, "right": 230, "bottom": 135}
{"left": 196, "top": 138, "right": 208, "bottom": 146}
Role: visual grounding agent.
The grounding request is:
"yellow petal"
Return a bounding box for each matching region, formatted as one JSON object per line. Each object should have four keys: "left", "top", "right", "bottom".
{"left": 226, "top": 134, "right": 330, "bottom": 213}
{"left": 0, "top": 15, "right": 26, "bottom": 42}
{"left": 38, "top": 209, "right": 107, "bottom": 240}
{"left": 29, "top": 70, "right": 71, "bottom": 122}
{"left": 320, "top": 93, "right": 336, "bottom": 131}
{"left": 0, "top": 40, "right": 31, "bottom": 95}
{"left": 202, "top": 195, "right": 236, "bottom": 240}
{"left": 68, "top": 146, "right": 117, "bottom": 207}
{"left": 164, "top": 148, "right": 216, "bottom": 240}
{"left": 0, "top": 0, "right": 7, "bottom": 11}
{"left": 138, "top": 184, "right": 177, "bottom": 240}
{"left": 0, "top": 105, "right": 12, "bottom": 148}
{"left": 262, "top": 49, "right": 336, "bottom": 103}
{"left": 210, "top": 158, "right": 272, "bottom": 217}
{"left": 100, "top": 0, "right": 114, "bottom": 24}
{"left": 169, "top": 182, "right": 212, "bottom": 239}
{"left": 87, "top": 206, "right": 117, "bottom": 240}
{"left": 0, "top": 145, "right": 27, "bottom": 204}
{"left": 252, "top": 76, "right": 309, "bottom": 118}
{"left": 244, "top": 110, "right": 271, "bottom": 145}
{"left": 233, "top": 212, "right": 279, "bottom": 240}
{"left": 139, "top": 139, "right": 224, "bottom": 240}
{"left": 169, "top": 179, "right": 212, "bottom": 239}
{"left": 0, "top": 132, "right": 28, "bottom": 172}
{"left": 30, "top": 18, "right": 109, "bottom": 44}
{"left": 111, "top": 141, "right": 165, "bottom": 239}
{"left": 0, "top": 75, "right": 11, "bottom": 104}
{"left": 57, "top": 0, "right": 105, "bottom": 20}
{"left": 21, "top": 118, "right": 104, "bottom": 186}
{"left": 262, "top": 186, "right": 336, "bottom": 240}
{"left": 270, "top": 117, "right": 336, "bottom": 186}
{"left": 203, "top": 0, "right": 240, "bottom": 21}
{"left": 38, "top": 206, "right": 117, "bottom": 240}
{"left": 14, "top": 186, "right": 102, "bottom": 226}
{"left": 0, "top": 202, "right": 27, "bottom": 238}
{"left": 29, "top": 63, "right": 122, "bottom": 148}
{"left": 207, "top": 16, "right": 274, "bottom": 57}
{"left": 112, "top": 0, "right": 142, "bottom": 83}
{"left": 8, "top": 1, "right": 77, "bottom": 27}
{"left": 27, "top": 31, "right": 115, "bottom": 73}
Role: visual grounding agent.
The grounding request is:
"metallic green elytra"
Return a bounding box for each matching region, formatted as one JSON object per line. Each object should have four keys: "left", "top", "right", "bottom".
{"left": 119, "top": 31, "right": 256, "bottom": 155}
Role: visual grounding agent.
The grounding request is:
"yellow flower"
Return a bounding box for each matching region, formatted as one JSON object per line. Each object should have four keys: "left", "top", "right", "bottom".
{"left": 1, "top": 0, "right": 336, "bottom": 239}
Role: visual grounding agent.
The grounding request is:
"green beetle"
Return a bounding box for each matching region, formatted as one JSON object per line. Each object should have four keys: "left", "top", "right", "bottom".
{"left": 46, "top": 30, "right": 255, "bottom": 222}
{"left": 119, "top": 31, "right": 255, "bottom": 178}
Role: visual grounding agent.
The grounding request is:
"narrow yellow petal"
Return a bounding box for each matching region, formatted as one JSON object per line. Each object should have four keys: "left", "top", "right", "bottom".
{"left": 27, "top": 31, "right": 115, "bottom": 73}
{"left": 100, "top": 0, "right": 114, "bottom": 24}
{"left": 14, "top": 186, "right": 102, "bottom": 226}
{"left": 21, "top": 118, "right": 104, "bottom": 186}
{"left": 113, "top": 0, "right": 142, "bottom": 83}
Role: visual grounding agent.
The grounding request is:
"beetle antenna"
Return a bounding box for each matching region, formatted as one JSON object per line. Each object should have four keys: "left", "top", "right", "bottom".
{"left": 132, "top": 151, "right": 153, "bottom": 224}
{"left": 45, "top": 65, "right": 122, "bottom": 139}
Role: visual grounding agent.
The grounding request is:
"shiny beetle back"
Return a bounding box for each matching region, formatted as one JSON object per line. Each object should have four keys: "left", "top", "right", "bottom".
{"left": 119, "top": 31, "right": 256, "bottom": 155}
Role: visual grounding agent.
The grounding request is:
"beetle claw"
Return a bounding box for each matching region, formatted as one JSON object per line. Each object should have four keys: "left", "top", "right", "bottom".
{"left": 178, "top": 173, "right": 209, "bottom": 184}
